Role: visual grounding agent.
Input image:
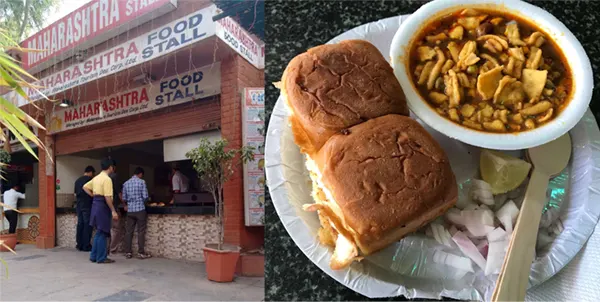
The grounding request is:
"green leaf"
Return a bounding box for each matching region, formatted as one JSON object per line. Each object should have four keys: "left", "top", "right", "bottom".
{"left": 0, "top": 113, "right": 38, "bottom": 159}
{"left": 0, "top": 52, "right": 37, "bottom": 81}
{"left": 0, "top": 96, "right": 45, "bottom": 130}
{"left": 0, "top": 256, "right": 9, "bottom": 278}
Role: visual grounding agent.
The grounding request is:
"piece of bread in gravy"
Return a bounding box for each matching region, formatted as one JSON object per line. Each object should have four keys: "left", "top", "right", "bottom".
{"left": 281, "top": 39, "right": 409, "bottom": 156}
{"left": 304, "top": 115, "right": 457, "bottom": 269}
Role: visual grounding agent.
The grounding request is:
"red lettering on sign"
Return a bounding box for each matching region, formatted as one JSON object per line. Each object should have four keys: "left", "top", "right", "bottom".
{"left": 114, "top": 47, "right": 124, "bottom": 62}
{"left": 72, "top": 66, "right": 82, "bottom": 78}
{"left": 21, "top": 0, "right": 173, "bottom": 71}
{"left": 64, "top": 110, "right": 73, "bottom": 122}
{"left": 93, "top": 102, "right": 100, "bottom": 115}
{"left": 140, "top": 88, "right": 148, "bottom": 103}
{"left": 126, "top": 42, "right": 139, "bottom": 57}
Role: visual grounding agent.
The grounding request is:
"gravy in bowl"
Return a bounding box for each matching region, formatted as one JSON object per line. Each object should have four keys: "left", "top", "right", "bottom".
{"left": 408, "top": 8, "right": 572, "bottom": 133}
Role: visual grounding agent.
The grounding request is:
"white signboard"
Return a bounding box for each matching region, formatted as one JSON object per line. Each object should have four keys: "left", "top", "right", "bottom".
{"left": 47, "top": 63, "right": 221, "bottom": 133}
{"left": 163, "top": 130, "right": 221, "bottom": 162}
{"left": 25, "top": 5, "right": 217, "bottom": 102}
{"left": 216, "top": 17, "right": 264, "bottom": 69}
{"left": 242, "top": 88, "right": 265, "bottom": 226}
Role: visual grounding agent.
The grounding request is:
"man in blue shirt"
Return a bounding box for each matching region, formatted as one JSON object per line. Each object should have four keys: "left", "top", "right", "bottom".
{"left": 122, "top": 167, "right": 151, "bottom": 259}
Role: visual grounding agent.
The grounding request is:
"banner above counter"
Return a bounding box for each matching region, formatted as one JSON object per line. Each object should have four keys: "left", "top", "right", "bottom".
{"left": 21, "top": 0, "right": 178, "bottom": 74}
{"left": 25, "top": 4, "right": 217, "bottom": 103}
{"left": 47, "top": 62, "right": 220, "bottom": 134}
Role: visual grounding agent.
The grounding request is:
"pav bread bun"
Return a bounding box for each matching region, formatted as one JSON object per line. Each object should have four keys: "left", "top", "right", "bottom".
{"left": 304, "top": 114, "right": 457, "bottom": 269}
{"left": 281, "top": 40, "right": 409, "bottom": 156}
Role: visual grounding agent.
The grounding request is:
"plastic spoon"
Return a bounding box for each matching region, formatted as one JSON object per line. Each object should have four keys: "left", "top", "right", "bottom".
{"left": 492, "top": 134, "right": 571, "bottom": 302}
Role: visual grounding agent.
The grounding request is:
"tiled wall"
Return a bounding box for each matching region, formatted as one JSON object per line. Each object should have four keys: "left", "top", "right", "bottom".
{"left": 56, "top": 213, "right": 219, "bottom": 261}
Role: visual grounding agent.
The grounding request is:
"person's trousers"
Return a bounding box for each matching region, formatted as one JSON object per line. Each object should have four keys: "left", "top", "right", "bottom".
{"left": 124, "top": 211, "right": 147, "bottom": 254}
{"left": 108, "top": 210, "right": 126, "bottom": 254}
{"left": 4, "top": 210, "right": 18, "bottom": 234}
{"left": 76, "top": 206, "right": 93, "bottom": 251}
{"left": 90, "top": 230, "right": 109, "bottom": 262}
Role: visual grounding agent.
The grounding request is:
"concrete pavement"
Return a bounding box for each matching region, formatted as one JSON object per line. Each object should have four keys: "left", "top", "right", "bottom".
{"left": 0, "top": 245, "right": 264, "bottom": 301}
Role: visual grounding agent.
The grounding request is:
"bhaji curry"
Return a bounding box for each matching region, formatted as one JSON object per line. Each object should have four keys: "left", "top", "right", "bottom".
{"left": 409, "top": 8, "right": 572, "bottom": 132}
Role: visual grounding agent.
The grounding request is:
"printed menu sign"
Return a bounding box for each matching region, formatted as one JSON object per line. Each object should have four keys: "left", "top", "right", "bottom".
{"left": 242, "top": 88, "right": 265, "bottom": 226}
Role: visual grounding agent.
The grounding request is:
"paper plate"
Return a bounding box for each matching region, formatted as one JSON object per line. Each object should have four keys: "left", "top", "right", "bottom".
{"left": 265, "top": 15, "right": 600, "bottom": 301}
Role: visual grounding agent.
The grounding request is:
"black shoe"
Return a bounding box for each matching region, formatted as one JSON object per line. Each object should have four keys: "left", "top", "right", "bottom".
{"left": 97, "top": 258, "right": 115, "bottom": 264}
{"left": 90, "top": 259, "right": 96, "bottom": 263}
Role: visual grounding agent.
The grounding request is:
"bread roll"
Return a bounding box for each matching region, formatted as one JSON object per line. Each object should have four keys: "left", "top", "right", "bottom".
{"left": 281, "top": 40, "right": 409, "bottom": 156}
{"left": 306, "top": 114, "right": 457, "bottom": 269}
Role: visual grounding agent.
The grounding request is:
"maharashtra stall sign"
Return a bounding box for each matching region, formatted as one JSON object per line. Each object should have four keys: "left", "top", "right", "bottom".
{"left": 242, "top": 88, "right": 265, "bottom": 226}
{"left": 47, "top": 62, "right": 221, "bottom": 134}
{"left": 216, "top": 17, "right": 264, "bottom": 69}
{"left": 21, "top": 0, "right": 178, "bottom": 74}
{"left": 25, "top": 4, "right": 217, "bottom": 102}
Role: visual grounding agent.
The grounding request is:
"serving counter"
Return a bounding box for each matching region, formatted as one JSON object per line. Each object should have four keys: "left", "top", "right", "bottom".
{"left": 56, "top": 204, "right": 218, "bottom": 261}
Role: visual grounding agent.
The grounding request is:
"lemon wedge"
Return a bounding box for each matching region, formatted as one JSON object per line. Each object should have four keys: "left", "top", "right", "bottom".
{"left": 480, "top": 150, "right": 532, "bottom": 194}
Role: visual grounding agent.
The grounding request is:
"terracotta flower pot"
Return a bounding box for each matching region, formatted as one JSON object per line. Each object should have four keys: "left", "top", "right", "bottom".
{"left": 0, "top": 233, "right": 17, "bottom": 252}
{"left": 203, "top": 244, "right": 240, "bottom": 282}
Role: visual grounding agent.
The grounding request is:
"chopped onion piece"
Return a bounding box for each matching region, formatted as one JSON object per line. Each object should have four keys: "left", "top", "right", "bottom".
{"left": 452, "top": 231, "right": 487, "bottom": 270}
{"left": 464, "top": 203, "right": 480, "bottom": 211}
{"left": 496, "top": 200, "right": 519, "bottom": 233}
{"left": 463, "top": 208, "right": 495, "bottom": 226}
{"left": 433, "top": 250, "right": 474, "bottom": 272}
{"left": 433, "top": 223, "right": 454, "bottom": 247}
{"left": 470, "top": 179, "right": 495, "bottom": 205}
{"left": 476, "top": 239, "right": 489, "bottom": 258}
{"left": 487, "top": 227, "right": 507, "bottom": 242}
{"left": 456, "top": 197, "right": 475, "bottom": 210}
{"left": 485, "top": 239, "right": 509, "bottom": 275}
{"left": 449, "top": 225, "right": 459, "bottom": 236}
{"left": 445, "top": 208, "right": 464, "bottom": 226}
{"left": 465, "top": 223, "right": 496, "bottom": 238}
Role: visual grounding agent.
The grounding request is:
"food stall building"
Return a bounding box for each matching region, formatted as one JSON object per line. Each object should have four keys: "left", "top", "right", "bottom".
{"left": 2, "top": 0, "right": 264, "bottom": 275}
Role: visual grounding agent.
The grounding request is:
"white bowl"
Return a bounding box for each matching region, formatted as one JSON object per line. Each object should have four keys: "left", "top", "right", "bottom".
{"left": 390, "top": 0, "right": 593, "bottom": 150}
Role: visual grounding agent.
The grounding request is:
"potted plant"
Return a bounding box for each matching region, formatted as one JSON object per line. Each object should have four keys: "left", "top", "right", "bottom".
{"left": 186, "top": 138, "right": 254, "bottom": 282}
{"left": 0, "top": 148, "right": 16, "bottom": 253}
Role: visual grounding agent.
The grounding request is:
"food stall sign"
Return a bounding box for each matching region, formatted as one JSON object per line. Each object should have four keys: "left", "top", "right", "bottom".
{"left": 21, "top": 0, "right": 178, "bottom": 74}
{"left": 242, "top": 88, "right": 265, "bottom": 226}
{"left": 215, "top": 17, "right": 264, "bottom": 69}
{"left": 47, "top": 62, "right": 221, "bottom": 134}
{"left": 21, "top": 4, "right": 217, "bottom": 103}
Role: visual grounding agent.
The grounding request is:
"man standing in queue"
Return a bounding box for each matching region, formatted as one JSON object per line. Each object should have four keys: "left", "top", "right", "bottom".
{"left": 75, "top": 166, "right": 95, "bottom": 251}
{"left": 122, "top": 167, "right": 152, "bottom": 259}
{"left": 84, "top": 158, "right": 119, "bottom": 264}
{"left": 108, "top": 159, "right": 126, "bottom": 255}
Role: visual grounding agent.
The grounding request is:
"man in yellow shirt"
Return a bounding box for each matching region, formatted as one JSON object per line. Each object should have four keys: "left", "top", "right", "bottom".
{"left": 83, "top": 158, "right": 119, "bottom": 264}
